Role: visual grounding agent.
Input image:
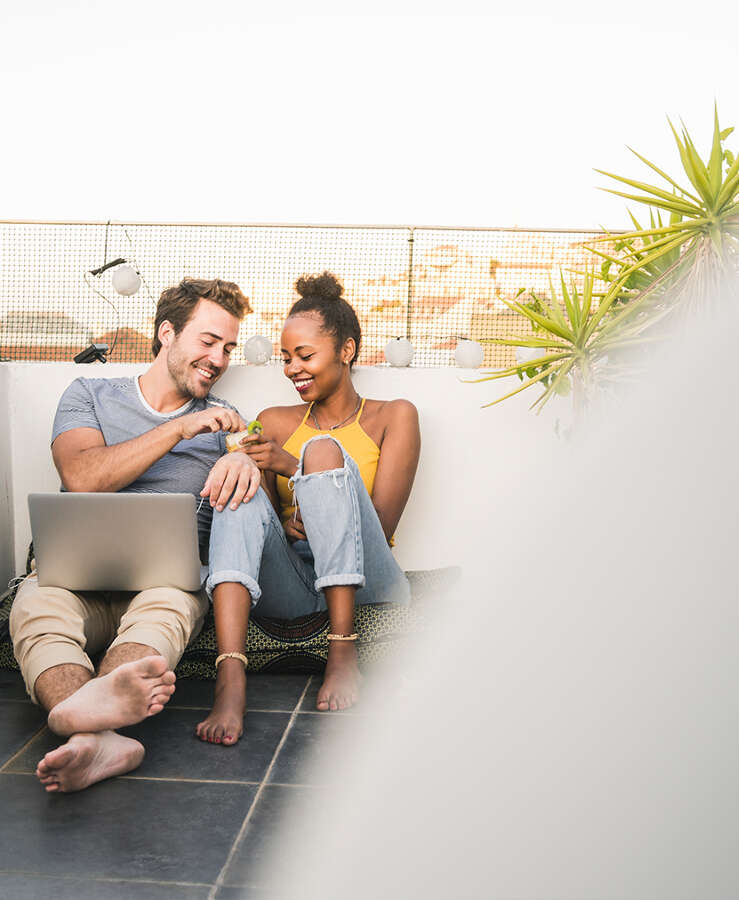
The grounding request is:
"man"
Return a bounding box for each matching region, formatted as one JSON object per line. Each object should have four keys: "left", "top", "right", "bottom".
{"left": 10, "top": 277, "right": 260, "bottom": 793}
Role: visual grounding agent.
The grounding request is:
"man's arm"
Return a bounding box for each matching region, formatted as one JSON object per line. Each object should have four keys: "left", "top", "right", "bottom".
{"left": 53, "top": 406, "right": 245, "bottom": 493}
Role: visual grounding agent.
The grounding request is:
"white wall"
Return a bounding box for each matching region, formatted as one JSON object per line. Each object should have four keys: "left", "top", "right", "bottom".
{"left": 0, "top": 361, "right": 556, "bottom": 586}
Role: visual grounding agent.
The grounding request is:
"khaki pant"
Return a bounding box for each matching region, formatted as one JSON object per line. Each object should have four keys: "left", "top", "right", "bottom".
{"left": 10, "top": 574, "right": 208, "bottom": 703}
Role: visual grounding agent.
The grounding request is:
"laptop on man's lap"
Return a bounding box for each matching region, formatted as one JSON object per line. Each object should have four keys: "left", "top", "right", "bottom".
{"left": 28, "top": 493, "right": 203, "bottom": 592}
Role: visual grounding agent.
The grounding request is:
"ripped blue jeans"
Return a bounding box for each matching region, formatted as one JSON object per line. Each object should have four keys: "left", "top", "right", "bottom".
{"left": 206, "top": 435, "right": 410, "bottom": 618}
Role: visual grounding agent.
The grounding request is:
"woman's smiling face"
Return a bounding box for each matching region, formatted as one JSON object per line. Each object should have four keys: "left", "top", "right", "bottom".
{"left": 280, "top": 312, "right": 352, "bottom": 400}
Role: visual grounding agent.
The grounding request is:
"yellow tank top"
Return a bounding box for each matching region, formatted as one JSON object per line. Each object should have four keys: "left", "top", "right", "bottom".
{"left": 276, "top": 398, "right": 381, "bottom": 526}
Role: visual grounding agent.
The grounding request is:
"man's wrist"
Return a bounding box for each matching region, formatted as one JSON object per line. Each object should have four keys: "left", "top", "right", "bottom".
{"left": 165, "top": 417, "right": 186, "bottom": 443}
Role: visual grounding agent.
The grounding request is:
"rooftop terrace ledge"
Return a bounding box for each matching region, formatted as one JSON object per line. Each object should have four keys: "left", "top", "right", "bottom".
{"left": 0, "top": 361, "right": 551, "bottom": 588}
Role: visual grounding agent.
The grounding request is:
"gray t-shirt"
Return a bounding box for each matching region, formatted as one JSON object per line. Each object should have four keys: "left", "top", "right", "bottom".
{"left": 52, "top": 376, "right": 243, "bottom": 557}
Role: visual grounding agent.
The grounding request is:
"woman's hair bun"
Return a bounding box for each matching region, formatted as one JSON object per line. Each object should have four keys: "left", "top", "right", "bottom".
{"left": 288, "top": 269, "right": 361, "bottom": 366}
{"left": 295, "top": 271, "right": 343, "bottom": 302}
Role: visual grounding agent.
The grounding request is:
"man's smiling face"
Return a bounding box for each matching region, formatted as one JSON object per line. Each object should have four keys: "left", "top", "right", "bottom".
{"left": 164, "top": 298, "right": 240, "bottom": 400}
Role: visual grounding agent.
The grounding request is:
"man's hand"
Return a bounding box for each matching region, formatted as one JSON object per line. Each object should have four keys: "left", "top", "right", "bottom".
{"left": 179, "top": 406, "right": 245, "bottom": 442}
{"left": 239, "top": 433, "right": 299, "bottom": 477}
{"left": 284, "top": 507, "right": 307, "bottom": 543}
{"left": 201, "top": 452, "right": 261, "bottom": 511}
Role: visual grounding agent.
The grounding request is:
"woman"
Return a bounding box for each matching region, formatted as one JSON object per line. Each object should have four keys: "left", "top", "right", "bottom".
{"left": 196, "top": 272, "right": 420, "bottom": 744}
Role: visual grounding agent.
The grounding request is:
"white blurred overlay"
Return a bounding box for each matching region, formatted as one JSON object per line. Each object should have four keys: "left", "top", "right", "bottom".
{"left": 245, "top": 282, "right": 739, "bottom": 900}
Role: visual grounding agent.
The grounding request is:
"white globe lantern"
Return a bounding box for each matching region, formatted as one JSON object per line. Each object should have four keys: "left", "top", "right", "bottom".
{"left": 111, "top": 264, "right": 142, "bottom": 296}
{"left": 243, "top": 334, "right": 273, "bottom": 365}
{"left": 454, "top": 339, "right": 484, "bottom": 368}
{"left": 384, "top": 337, "right": 414, "bottom": 367}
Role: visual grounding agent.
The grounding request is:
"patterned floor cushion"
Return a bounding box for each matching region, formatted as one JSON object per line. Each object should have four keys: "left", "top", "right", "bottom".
{"left": 0, "top": 567, "right": 460, "bottom": 678}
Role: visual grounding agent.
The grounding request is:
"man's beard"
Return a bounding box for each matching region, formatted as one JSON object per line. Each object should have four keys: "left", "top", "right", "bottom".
{"left": 166, "top": 344, "right": 220, "bottom": 400}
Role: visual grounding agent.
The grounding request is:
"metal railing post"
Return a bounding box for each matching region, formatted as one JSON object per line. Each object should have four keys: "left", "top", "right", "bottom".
{"left": 406, "top": 227, "right": 415, "bottom": 341}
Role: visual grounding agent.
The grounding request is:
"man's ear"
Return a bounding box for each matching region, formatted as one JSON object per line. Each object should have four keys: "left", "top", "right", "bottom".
{"left": 158, "top": 320, "right": 175, "bottom": 350}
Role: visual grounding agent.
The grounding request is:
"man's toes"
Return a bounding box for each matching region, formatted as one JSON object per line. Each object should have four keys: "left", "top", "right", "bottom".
{"left": 150, "top": 692, "right": 171, "bottom": 708}
{"left": 160, "top": 671, "right": 176, "bottom": 686}
{"left": 137, "top": 656, "right": 169, "bottom": 678}
{"left": 43, "top": 745, "right": 73, "bottom": 769}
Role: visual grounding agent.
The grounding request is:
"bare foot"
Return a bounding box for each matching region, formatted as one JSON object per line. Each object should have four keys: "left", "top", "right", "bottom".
{"left": 196, "top": 660, "right": 246, "bottom": 745}
{"left": 47, "top": 656, "right": 176, "bottom": 736}
{"left": 35, "top": 731, "right": 144, "bottom": 792}
{"left": 317, "top": 642, "right": 362, "bottom": 711}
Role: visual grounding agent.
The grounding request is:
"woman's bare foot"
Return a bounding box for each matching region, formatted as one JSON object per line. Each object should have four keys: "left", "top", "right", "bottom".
{"left": 35, "top": 731, "right": 144, "bottom": 793}
{"left": 317, "top": 642, "right": 362, "bottom": 711}
{"left": 47, "top": 656, "right": 176, "bottom": 737}
{"left": 195, "top": 660, "right": 246, "bottom": 745}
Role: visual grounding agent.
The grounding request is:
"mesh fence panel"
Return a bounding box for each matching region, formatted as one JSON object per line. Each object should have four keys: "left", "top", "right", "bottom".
{"left": 0, "top": 222, "right": 610, "bottom": 367}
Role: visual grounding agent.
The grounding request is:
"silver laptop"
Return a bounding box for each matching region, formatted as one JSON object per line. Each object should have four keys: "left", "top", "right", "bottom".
{"left": 28, "top": 493, "right": 203, "bottom": 592}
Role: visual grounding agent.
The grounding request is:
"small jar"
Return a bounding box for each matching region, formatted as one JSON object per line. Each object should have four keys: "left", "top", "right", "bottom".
{"left": 225, "top": 431, "right": 249, "bottom": 453}
{"left": 225, "top": 420, "right": 263, "bottom": 452}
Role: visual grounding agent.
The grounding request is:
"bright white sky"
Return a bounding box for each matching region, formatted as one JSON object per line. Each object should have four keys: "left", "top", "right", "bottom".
{"left": 2, "top": 0, "right": 737, "bottom": 230}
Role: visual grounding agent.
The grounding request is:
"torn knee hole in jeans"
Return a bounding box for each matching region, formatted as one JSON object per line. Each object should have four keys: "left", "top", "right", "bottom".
{"left": 289, "top": 466, "right": 347, "bottom": 496}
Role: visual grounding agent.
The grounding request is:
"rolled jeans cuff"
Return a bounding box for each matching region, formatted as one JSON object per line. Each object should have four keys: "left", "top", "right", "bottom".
{"left": 206, "top": 569, "right": 261, "bottom": 605}
{"left": 314, "top": 573, "right": 366, "bottom": 592}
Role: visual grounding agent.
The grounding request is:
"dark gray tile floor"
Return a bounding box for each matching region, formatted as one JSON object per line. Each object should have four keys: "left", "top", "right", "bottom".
{"left": 0, "top": 669, "right": 360, "bottom": 899}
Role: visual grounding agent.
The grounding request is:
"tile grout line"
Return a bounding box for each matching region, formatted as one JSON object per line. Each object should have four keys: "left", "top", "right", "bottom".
{"left": 4, "top": 770, "right": 320, "bottom": 789}
{"left": 0, "top": 869, "right": 213, "bottom": 889}
{"left": 0, "top": 724, "right": 48, "bottom": 774}
{"left": 121, "top": 775, "right": 263, "bottom": 786}
{"left": 207, "top": 675, "right": 314, "bottom": 900}
{"left": 170, "top": 704, "right": 305, "bottom": 713}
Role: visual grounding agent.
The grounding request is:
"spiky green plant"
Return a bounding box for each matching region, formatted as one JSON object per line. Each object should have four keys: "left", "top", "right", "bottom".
{"left": 589, "top": 210, "right": 684, "bottom": 305}
{"left": 473, "top": 272, "right": 661, "bottom": 413}
{"left": 593, "top": 106, "right": 739, "bottom": 310}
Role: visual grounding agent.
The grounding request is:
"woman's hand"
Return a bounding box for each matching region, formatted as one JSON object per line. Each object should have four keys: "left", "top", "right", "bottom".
{"left": 283, "top": 508, "right": 306, "bottom": 543}
{"left": 239, "top": 433, "right": 298, "bottom": 477}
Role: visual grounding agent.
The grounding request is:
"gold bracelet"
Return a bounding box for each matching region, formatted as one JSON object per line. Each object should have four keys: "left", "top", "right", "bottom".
{"left": 327, "top": 633, "right": 358, "bottom": 642}
{"left": 215, "top": 652, "right": 248, "bottom": 667}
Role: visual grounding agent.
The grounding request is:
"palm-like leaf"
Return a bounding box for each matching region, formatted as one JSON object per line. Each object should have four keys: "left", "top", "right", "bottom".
{"left": 478, "top": 106, "right": 738, "bottom": 419}
{"left": 593, "top": 105, "right": 739, "bottom": 311}
{"left": 471, "top": 272, "right": 660, "bottom": 412}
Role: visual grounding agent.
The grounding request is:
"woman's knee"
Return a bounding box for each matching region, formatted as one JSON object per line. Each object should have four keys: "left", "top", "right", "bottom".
{"left": 302, "top": 436, "right": 344, "bottom": 474}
